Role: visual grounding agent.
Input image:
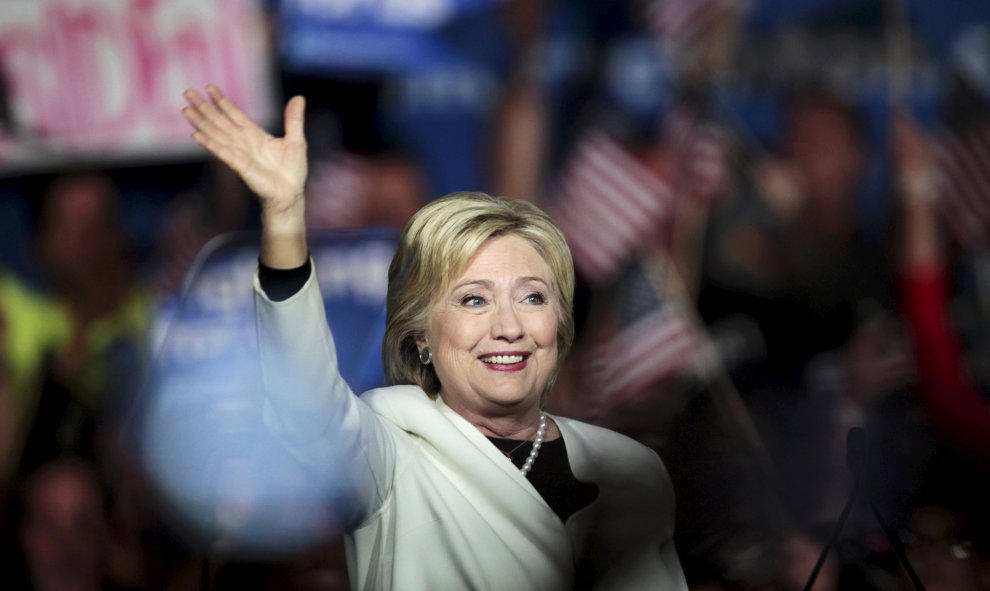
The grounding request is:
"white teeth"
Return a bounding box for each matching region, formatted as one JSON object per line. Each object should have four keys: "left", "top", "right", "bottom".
{"left": 481, "top": 354, "right": 524, "bottom": 364}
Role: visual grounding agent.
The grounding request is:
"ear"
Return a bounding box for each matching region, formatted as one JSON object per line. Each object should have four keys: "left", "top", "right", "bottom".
{"left": 414, "top": 334, "right": 428, "bottom": 352}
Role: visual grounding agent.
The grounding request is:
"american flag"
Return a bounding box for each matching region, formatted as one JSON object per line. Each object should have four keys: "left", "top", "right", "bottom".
{"left": 582, "top": 260, "right": 704, "bottom": 404}
{"left": 933, "top": 121, "right": 990, "bottom": 250}
{"left": 641, "top": 0, "right": 744, "bottom": 62}
{"left": 549, "top": 131, "right": 674, "bottom": 286}
{"left": 305, "top": 152, "right": 372, "bottom": 230}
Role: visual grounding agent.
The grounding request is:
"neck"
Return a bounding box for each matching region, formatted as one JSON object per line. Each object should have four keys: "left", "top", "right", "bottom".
{"left": 441, "top": 395, "right": 543, "bottom": 440}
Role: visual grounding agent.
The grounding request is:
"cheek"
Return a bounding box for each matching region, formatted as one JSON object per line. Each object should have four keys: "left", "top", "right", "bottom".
{"left": 429, "top": 312, "right": 483, "bottom": 364}
{"left": 533, "top": 313, "right": 559, "bottom": 350}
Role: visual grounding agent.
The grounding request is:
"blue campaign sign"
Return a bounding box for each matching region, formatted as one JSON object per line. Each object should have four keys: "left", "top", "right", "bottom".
{"left": 151, "top": 228, "right": 395, "bottom": 393}
{"left": 135, "top": 229, "right": 397, "bottom": 550}
{"left": 276, "top": 0, "right": 498, "bottom": 74}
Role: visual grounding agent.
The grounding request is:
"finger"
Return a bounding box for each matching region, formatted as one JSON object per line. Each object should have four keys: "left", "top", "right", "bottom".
{"left": 206, "top": 84, "right": 253, "bottom": 129}
{"left": 184, "top": 88, "right": 239, "bottom": 136}
{"left": 184, "top": 88, "right": 228, "bottom": 127}
{"left": 184, "top": 88, "right": 219, "bottom": 117}
{"left": 181, "top": 105, "right": 234, "bottom": 146}
{"left": 283, "top": 95, "right": 307, "bottom": 143}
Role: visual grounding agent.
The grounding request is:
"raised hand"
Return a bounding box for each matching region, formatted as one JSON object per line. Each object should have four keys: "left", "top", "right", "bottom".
{"left": 182, "top": 85, "right": 308, "bottom": 215}
{"left": 891, "top": 113, "right": 935, "bottom": 199}
{"left": 182, "top": 85, "right": 309, "bottom": 268}
{"left": 891, "top": 113, "right": 943, "bottom": 269}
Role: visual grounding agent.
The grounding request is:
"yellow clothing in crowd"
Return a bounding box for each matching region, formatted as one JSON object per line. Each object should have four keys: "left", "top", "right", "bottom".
{"left": 0, "top": 271, "right": 152, "bottom": 427}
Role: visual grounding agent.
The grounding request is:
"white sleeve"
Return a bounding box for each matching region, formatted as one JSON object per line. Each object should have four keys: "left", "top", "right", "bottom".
{"left": 254, "top": 264, "right": 395, "bottom": 527}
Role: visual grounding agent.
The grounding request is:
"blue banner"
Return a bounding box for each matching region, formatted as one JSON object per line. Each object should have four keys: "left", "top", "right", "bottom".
{"left": 275, "top": 0, "right": 499, "bottom": 74}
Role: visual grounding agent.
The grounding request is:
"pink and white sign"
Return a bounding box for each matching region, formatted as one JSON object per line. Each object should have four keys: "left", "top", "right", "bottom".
{"left": 0, "top": 0, "right": 275, "bottom": 173}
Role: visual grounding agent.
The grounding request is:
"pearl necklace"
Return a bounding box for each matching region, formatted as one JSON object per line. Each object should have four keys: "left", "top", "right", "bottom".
{"left": 519, "top": 412, "right": 548, "bottom": 477}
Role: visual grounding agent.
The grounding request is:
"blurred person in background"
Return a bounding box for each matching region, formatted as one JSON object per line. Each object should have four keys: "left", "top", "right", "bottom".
{"left": 889, "top": 23, "right": 990, "bottom": 475}
{"left": 16, "top": 172, "right": 152, "bottom": 476}
{"left": 888, "top": 102, "right": 990, "bottom": 590}
{"left": 893, "top": 113, "right": 990, "bottom": 472}
{"left": 0, "top": 254, "right": 66, "bottom": 500}
{"left": 696, "top": 84, "right": 927, "bottom": 586}
{"left": 701, "top": 84, "right": 907, "bottom": 402}
{"left": 10, "top": 456, "right": 142, "bottom": 591}
{"left": 0, "top": 199, "right": 75, "bottom": 579}
{"left": 0, "top": 173, "right": 154, "bottom": 590}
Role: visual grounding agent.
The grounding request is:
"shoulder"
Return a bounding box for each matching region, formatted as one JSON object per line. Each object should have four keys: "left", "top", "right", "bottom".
{"left": 555, "top": 416, "right": 656, "bottom": 458}
{"left": 556, "top": 416, "right": 677, "bottom": 526}
{"left": 0, "top": 273, "right": 70, "bottom": 339}
{"left": 555, "top": 416, "right": 669, "bottom": 482}
{"left": 0, "top": 273, "right": 60, "bottom": 316}
{"left": 361, "top": 385, "right": 438, "bottom": 426}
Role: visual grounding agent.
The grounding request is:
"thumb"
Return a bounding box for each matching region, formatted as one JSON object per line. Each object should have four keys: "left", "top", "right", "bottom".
{"left": 284, "top": 95, "right": 306, "bottom": 142}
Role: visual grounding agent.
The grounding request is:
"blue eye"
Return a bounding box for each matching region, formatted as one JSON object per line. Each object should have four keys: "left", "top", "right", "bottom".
{"left": 525, "top": 292, "right": 546, "bottom": 305}
{"left": 461, "top": 295, "right": 485, "bottom": 307}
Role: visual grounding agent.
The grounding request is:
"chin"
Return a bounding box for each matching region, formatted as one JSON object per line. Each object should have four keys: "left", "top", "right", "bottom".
{"left": 483, "top": 388, "right": 541, "bottom": 409}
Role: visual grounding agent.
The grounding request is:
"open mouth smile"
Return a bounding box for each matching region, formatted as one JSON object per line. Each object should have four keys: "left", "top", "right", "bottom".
{"left": 479, "top": 353, "right": 530, "bottom": 368}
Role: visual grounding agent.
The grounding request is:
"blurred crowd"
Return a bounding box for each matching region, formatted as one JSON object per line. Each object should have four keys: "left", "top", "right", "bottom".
{"left": 1, "top": 0, "right": 989, "bottom": 589}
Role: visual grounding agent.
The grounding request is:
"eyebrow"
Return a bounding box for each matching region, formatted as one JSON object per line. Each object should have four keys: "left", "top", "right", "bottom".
{"left": 451, "top": 276, "right": 551, "bottom": 291}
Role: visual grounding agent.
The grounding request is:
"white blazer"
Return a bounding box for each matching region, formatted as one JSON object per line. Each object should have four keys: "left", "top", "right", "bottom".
{"left": 255, "top": 268, "right": 687, "bottom": 591}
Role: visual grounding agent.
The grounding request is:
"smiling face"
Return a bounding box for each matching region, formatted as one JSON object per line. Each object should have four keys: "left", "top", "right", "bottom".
{"left": 418, "top": 234, "right": 559, "bottom": 423}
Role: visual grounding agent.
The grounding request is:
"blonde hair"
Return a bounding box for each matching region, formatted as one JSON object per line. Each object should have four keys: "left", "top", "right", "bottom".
{"left": 383, "top": 192, "right": 575, "bottom": 403}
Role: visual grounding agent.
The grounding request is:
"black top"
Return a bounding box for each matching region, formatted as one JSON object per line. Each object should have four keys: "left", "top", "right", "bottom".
{"left": 258, "top": 258, "right": 599, "bottom": 523}
{"left": 488, "top": 436, "right": 599, "bottom": 523}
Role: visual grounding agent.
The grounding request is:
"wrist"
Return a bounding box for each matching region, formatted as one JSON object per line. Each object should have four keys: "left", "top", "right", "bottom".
{"left": 260, "top": 194, "right": 308, "bottom": 269}
{"left": 261, "top": 193, "right": 305, "bottom": 224}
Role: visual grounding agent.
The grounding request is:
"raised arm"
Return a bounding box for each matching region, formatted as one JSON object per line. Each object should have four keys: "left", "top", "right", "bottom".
{"left": 181, "top": 85, "right": 308, "bottom": 268}
{"left": 892, "top": 114, "right": 990, "bottom": 468}
{"left": 182, "top": 86, "right": 397, "bottom": 526}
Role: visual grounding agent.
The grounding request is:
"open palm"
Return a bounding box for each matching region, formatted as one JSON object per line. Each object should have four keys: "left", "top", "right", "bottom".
{"left": 182, "top": 85, "right": 307, "bottom": 213}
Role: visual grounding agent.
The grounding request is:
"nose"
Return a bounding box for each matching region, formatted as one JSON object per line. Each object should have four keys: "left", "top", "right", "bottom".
{"left": 492, "top": 302, "right": 524, "bottom": 342}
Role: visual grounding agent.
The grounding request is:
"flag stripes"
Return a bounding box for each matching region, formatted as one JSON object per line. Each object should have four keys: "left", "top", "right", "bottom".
{"left": 642, "top": 0, "right": 741, "bottom": 59}
{"left": 934, "top": 122, "right": 990, "bottom": 250}
{"left": 586, "top": 311, "right": 701, "bottom": 402}
{"left": 550, "top": 132, "right": 673, "bottom": 285}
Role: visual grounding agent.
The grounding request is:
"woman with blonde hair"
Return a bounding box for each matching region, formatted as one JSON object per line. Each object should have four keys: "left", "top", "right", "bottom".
{"left": 181, "top": 84, "right": 686, "bottom": 590}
